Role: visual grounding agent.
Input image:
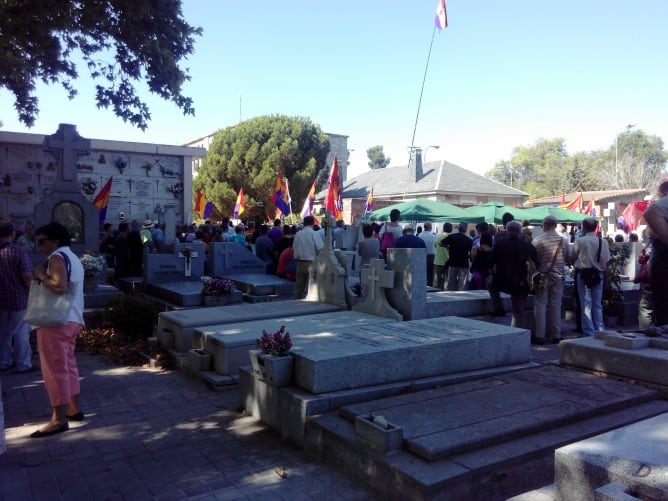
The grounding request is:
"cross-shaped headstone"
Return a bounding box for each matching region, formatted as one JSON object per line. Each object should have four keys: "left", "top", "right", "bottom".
{"left": 43, "top": 124, "right": 91, "bottom": 184}
{"left": 360, "top": 259, "right": 394, "bottom": 301}
{"left": 322, "top": 211, "right": 336, "bottom": 252}
{"left": 218, "top": 244, "right": 235, "bottom": 271}
{"left": 178, "top": 247, "right": 199, "bottom": 277}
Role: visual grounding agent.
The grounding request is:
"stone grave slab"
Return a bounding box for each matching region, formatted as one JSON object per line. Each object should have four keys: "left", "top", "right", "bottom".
{"left": 559, "top": 331, "right": 668, "bottom": 388}
{"left": 157, "top": 300, "right": 344, "bottom": 352}
{"left": 195, "top": 310, "right": 397, "bottom": 376}
{"left": 339, "top": 365, "right": 659, "bottom": 461}
{"left": 83, "top": 283, "right": 124, "bottom": 309}
{"left": 292, "top": 316, "right": 530, "bottom": 394}
{"left": 149, "top": 281, "right": 203, "bottom": 307}
{"left": 555, "top": 412, "right": 668, "bottom": 501}
{"left": 305, "top": 366, "right": 668, "bottom": 500}
{"left": 222, "top": 272, "right": 294, "bottom": 297}
{"left": 208, "top": 242, "right": 267, "bottom": 276}
{"left": 426, "top": 289, "right": 530, "bottom": 318}
{"left": 353, "top": 258, "right": 402, "bottom": 321}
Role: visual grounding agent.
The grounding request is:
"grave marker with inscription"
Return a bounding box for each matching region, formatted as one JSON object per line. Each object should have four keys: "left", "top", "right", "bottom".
{"left": 207, "top": 242, "right": 267, "bottom": 276}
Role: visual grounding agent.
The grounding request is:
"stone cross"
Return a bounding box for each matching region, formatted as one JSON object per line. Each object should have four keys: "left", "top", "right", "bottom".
{"left": 216, "top": 245, "right": 235, "bottom": 270}
{"left": 178, "top": 247, "right": 199, "bottom": 277}
{"left": 360, "top": 259, "right": 394, "bottom": 301}
{"left": 322, "top": 211, "right": 336, "bottom": 252}
{"left": 353, "top": 258, "right": 403, "bottom": 321}
{"left": 43, "top": 124, "right": 91, "bottom": 185}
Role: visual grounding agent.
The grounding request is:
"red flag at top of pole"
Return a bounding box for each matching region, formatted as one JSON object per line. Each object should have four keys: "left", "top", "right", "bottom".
{"left": 324, "top": 157, "right": 343, "bottom": 221}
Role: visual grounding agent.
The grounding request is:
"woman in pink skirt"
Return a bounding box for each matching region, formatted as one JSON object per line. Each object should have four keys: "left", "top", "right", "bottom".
{"left": 30, "top": 222, "right": 85, "bottom": 438}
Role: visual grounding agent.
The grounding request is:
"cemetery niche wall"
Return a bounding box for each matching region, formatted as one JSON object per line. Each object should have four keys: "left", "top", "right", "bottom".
{"left": 0, "top": 123, "right": 205, "bottom": 254}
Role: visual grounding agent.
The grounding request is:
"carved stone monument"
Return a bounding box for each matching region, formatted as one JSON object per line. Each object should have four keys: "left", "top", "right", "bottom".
{"left": 34, "top": 124, "right": 99, "bottom": 253}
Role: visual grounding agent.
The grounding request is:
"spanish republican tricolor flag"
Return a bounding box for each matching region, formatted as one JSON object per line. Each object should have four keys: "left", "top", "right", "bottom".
{"left": 234, "top": 187, "right": 245, "bottom": 218}
{"left": 93, "top": 177, "right": 113, "bottom": 224}
{"left": 364, "top": 187, "right": 374, "bottom": 214}
{"left": 435, "top": 0, "right": 448, "bottom": 30}
{"left": 194, "top": 190, "right": 210, "bottom": 219}
{"left": 324, "top": 157, "right": 343, "bottom": 221}
{"left": 300, "top": 179, "right": 317, "bottom": 221}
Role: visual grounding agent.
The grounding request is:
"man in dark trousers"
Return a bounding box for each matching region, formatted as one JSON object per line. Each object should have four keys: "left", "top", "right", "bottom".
{"left": 488, "top": 220, "right": 539, "bottom": 329}
{"left": 441, "top": 222, "right": 472, "bottom": 291}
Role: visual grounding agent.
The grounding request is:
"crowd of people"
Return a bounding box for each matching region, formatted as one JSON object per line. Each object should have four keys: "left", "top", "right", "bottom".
{"left": 359, "top": 181, "right": 668, "bottom": 343}
{"left": 2, "top": 180, "right": 668, "bottom": 442}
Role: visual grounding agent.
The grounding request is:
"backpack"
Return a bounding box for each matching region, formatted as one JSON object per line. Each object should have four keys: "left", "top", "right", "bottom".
{"left": 379, "top": 229, "right": 395, "bottom": 258}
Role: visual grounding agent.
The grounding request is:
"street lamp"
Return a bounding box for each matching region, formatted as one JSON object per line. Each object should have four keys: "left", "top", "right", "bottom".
{"left": 615, "top": 124, "right": 635, "bottom": 184}
{"left": 423, "top": 145, "right": 440, "bottom": 164}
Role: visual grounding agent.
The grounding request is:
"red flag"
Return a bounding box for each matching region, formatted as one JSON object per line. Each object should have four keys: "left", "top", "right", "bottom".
{"left": 560, "top": 193, "right": 566, "bottom": 205}
{"left": 324, "top": 157, "right": 342, "bottom": 221}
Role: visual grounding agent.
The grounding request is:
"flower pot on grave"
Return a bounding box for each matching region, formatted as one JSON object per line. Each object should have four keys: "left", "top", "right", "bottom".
{"left": 202, "top": 295, "right": 223, "bottom": 306}
{"left": 83, "top": 276, "right": 98, "bottom": 293}
{"left": 248, "top": 349, "right": 294, "bottom": 386}
{"left": 355, "top": 415, "right": 404, "bottom": 455}
{"left": 188, "top": 349, "right": 212, "bottom": 372}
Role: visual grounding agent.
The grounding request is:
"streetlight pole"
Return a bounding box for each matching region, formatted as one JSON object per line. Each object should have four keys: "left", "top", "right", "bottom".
{"left": 615, "top": 124, "right": 635, "bottom": 185}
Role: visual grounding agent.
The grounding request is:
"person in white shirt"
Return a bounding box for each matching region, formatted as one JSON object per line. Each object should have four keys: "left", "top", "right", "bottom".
{"left": 291, "top": 216, "right": 324, "bottom": 299}
{"left": 418, "top": 221, "right": 437, "bottom": 286}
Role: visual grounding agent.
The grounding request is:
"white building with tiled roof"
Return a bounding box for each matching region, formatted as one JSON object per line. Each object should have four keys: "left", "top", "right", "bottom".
{"left": 333, "top": 149, "right": 528, "bottom": 222}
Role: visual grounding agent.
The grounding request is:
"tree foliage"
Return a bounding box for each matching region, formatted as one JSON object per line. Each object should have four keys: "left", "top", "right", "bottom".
{"left": 0, "top": 0, "right": 202, "bottom": 129}
{"left": 486, "top": 132, "right": 667, "bottom": 198}
{"left": 602, "top": 130, "right": 667, "bottom": 192}
{"left": 194, "top": 115, "right": 330, "bottom": 221}
{"left": 367, "top": 145, "right": 391, "bottom": 169}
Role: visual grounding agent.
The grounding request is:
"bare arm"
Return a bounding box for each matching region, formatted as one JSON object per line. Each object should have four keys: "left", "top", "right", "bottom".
{"left": 34, "top": 255, "right": 69, "bottom": 294}
{"left": 644, "top": 204, "right": 668, "bottom": 246}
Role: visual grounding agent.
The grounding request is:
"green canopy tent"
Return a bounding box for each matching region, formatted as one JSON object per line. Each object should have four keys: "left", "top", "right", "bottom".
{"left": 365, "top": 199, "right": 484, "bottom": 224}
{"left": 530, "top": 205, "right": 590, "bottom": 224}
{"left": 460, "top": 202, "right": 540, "bottom": 224}
{"left": 460, "top": 202, "right": 590, "bottom": 225}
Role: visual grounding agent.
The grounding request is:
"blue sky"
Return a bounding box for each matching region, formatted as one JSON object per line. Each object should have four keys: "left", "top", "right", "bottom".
{"left": 1, "top": 0, "right": 666, "bottom": 180}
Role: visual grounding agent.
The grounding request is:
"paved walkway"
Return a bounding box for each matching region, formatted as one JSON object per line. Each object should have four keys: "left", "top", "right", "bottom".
{"left": 0, "top": 312, "right": 604, "bottom": 500}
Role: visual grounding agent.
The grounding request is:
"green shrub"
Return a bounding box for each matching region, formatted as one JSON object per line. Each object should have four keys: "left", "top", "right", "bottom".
{"left": 104, "top": 295, "right": 157, "bottom": 340}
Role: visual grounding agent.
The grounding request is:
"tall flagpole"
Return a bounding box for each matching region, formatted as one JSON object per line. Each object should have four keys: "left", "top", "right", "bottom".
{"left": 408, "top": 24, "right": 438, "bottom": 167}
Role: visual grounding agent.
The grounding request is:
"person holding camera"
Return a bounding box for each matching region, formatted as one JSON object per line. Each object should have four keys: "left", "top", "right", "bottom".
{"left": 569, "top": 217, "right": 610, "bottom": 337}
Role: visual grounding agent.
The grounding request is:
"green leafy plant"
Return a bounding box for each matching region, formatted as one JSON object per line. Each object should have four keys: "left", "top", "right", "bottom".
{"left": 104, "top": 295, "right": 157, "bottom": 340}
{"left": 603, "top": 238, "right": 631, "bottom": 315}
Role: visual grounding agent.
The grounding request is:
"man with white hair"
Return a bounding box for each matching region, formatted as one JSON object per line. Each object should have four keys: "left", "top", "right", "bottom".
{"left": 532, "top": 215, "right": 570, "bottom": 344}
{"left": 488, "top": 220, "right": 539, "bottom": 329}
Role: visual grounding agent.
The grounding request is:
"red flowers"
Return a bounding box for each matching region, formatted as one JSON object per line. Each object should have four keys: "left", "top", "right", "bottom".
{"left": 258, "top": 326, "right": 292, "bottom": 356}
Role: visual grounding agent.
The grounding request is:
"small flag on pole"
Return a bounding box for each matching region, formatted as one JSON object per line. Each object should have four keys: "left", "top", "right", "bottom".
{"left": 435, "top": 0, "right": 448, "bottom": 30}
{"left": 234, "top": 187, "right": 245, "bottom": 218}
{"left": 272, "top": 171, "right": 291, "bottom": 217}
{"left": 300, "top": 180, "right": 317, "bottom": 220}
{"left": 324, "top": 157, "right": 343, "bottom": 221}
{"left": 364, "top": 187, "right": 374, "bottom": 214}
{"left": 93, "top": 177, "right": 113, "bottom": 224}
